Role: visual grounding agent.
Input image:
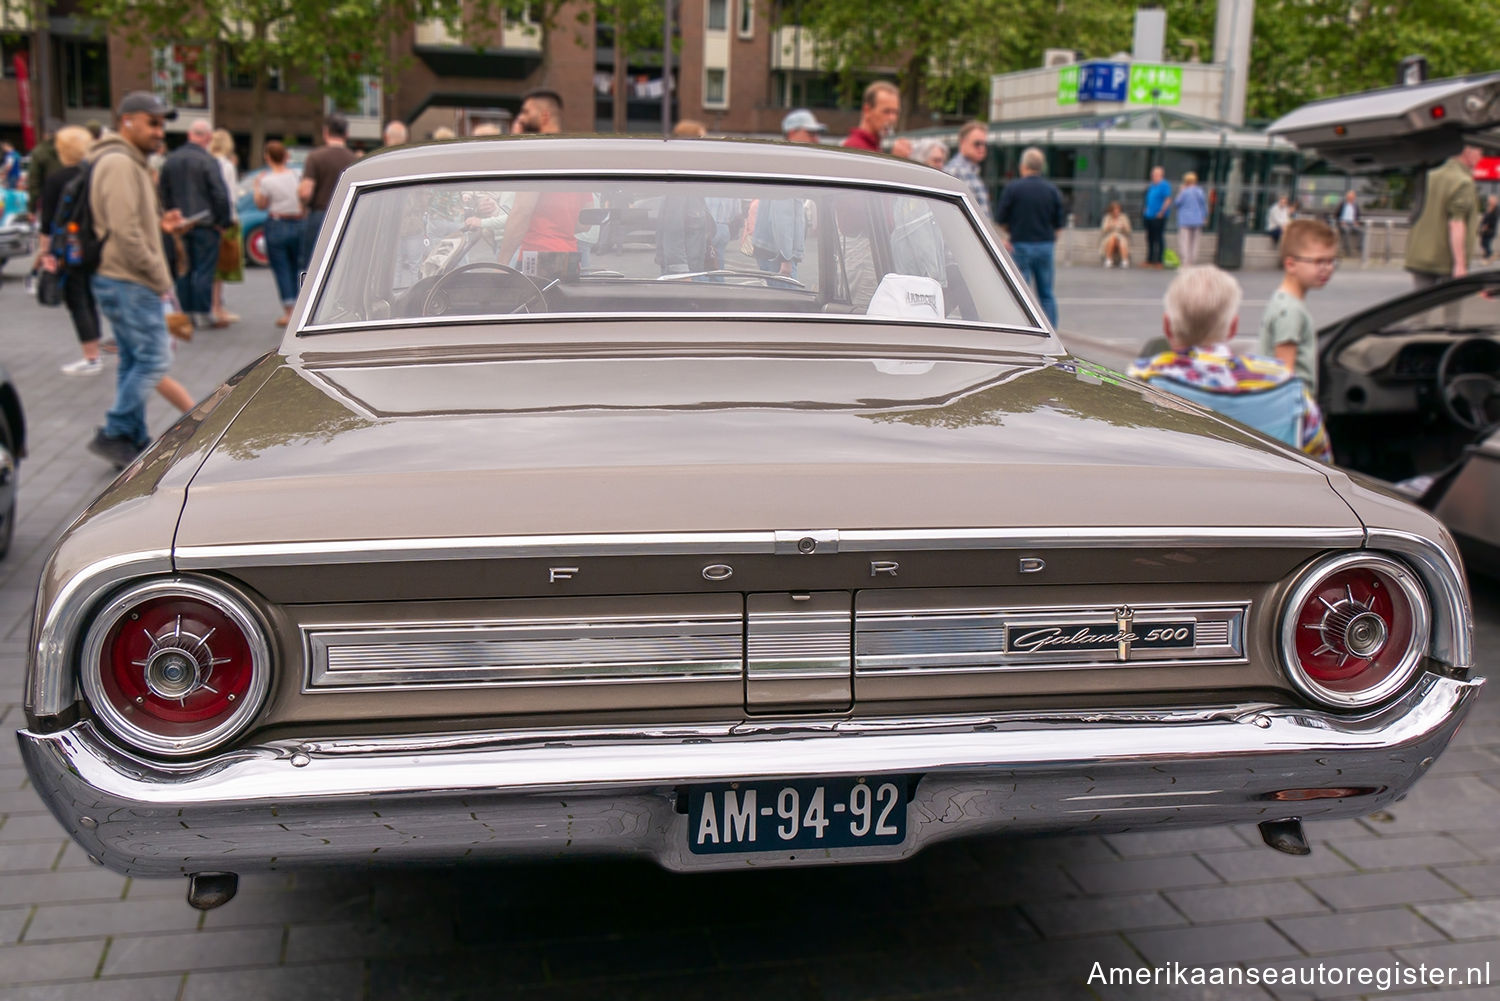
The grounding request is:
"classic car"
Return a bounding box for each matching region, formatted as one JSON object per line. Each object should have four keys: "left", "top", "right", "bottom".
{"left": 0, "top": 362, "right": 24, "bottom": 559}
{"left": 17, "top": 137, "right": 1483, "bottom": 911}
{"left": 1269, "top": 72, "right": 1500, "bottom": 574}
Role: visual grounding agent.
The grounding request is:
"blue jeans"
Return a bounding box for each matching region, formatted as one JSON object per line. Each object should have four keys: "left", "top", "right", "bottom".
{"left": 175, "top": 226, "right": 219, "bottom": 318}
{"left": 265, "top": 218, "right": 302, "bottom": 308}
{"left": 92, "top": 275, "right": 171, "bottom": 448}
{"left": 299, "top": 210, "right": 326, "bottom": 273}
{"left": 1011, "top": 241, "right": 1057, "bottom": 326}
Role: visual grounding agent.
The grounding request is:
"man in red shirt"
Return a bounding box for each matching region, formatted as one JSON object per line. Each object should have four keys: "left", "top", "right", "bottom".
{"left": 842, "top": 81, "right": 910, "bottom": 158}
{"left": 493, "top": 90, "right": 589, "bottom": 277}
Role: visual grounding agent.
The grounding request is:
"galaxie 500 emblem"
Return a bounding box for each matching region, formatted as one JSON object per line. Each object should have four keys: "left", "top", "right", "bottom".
{"left": 1005, "top": 606, "right": 1196, "bottom": 662}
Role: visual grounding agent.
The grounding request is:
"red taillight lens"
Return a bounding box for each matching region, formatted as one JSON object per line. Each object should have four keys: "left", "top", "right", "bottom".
{"left": 81, "top": 580, "right": 270, "bottom": 756}
{"left": 1280, "top": 554, "right": 1429, "bottom": 708}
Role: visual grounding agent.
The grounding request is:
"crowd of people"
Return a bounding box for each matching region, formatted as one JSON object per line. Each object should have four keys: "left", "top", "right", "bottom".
{"left": 2, "top": 77, "right": 1491, "bottom": 476}
{"left": 3, "top": 86, "right": 595, "bottom": 472}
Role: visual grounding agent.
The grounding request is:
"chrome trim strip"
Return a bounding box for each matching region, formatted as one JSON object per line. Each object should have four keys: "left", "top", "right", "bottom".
{"left": 174, "top": 527, "right": 1364, "bottom": 569}
{"left": 1365, "top": 529, "right": 1474, "bottom": 670}
{"left": 305, "top": 613, "right": 744, "bottom": 691}
{"left": 297, "top": 312, "right": 1052, "bottom": 339}
{"left": 18, "top": 674, "right": 1483, "bottom": 876}
{"left": 29, "top": 550, "right": 174, "bottom": 719}
{"left": 837, "top": 527, "right": 1367, "bottom": 551}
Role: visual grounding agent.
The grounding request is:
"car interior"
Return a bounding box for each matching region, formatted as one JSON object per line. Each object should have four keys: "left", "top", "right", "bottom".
{"left": 1322, "top": 278, "right": 1500, "bottom": 486}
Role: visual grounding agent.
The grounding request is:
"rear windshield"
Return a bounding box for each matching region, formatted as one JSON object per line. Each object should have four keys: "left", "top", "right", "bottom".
{"left": 307, "top": 178, "right": 1036, "bottom": 330}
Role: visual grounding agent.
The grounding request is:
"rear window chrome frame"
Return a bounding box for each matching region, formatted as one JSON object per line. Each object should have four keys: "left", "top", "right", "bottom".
{"left": 294, "top": 168, "right": 1052, "bottom": 338}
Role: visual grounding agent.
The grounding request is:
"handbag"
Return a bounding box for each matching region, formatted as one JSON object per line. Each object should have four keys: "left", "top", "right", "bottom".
{"left": 36, "top": 268, "right": 65, "bottom": 307}
{"left": 163, "top": 291, "right": 193, "bottom": 342}
{"left": 165, "top": 311, "right": 194, "bottom": 341}
{"left": 217, "top": 227, "right": 242, "bottom": 275}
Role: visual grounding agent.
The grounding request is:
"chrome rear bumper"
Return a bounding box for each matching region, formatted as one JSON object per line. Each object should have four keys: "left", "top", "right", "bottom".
{"left": 18, "top": 673, "right": 1483, "bottom": 877}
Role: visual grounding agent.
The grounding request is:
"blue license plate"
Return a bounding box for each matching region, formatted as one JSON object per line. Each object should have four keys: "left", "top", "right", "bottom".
{"left": 687, "top": 776, "right": 909, "bottom": 854}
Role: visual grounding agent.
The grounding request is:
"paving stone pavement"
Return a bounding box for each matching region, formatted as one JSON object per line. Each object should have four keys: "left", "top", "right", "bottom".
{"left": 0, "top": 261, "right": 1494, "bottom": 1000}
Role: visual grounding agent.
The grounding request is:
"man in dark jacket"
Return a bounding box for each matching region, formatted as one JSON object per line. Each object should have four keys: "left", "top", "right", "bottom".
{"left": 996, "top": 146, "right": 1065, "bottom": 326}
{"left": 158, "top": 118, "right": 231, "bottom": 327}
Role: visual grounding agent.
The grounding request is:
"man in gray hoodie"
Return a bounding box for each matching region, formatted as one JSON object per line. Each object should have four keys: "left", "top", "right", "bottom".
{"left": 87, "top": 91, "right": 184, "bottom": 468}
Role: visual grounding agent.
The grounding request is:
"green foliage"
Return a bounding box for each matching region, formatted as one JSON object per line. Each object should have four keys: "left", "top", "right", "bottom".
{"left": 1238, "top": 0, "right": 1500, "bottom": 120}
{"left": 72, "top": 0, "right": 528, "bottom": 108}
{"left": 792, "top": 0, "right": 1500, "bottom": 121}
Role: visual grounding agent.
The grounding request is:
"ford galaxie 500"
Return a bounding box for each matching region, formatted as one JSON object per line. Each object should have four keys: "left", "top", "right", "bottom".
{"left": 19, "top": 138, "right": 1482, "bottom": 909}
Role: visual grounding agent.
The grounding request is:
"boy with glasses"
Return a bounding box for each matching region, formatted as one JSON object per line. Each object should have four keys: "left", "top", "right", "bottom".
{"left": 1257, "top": 219, "right": 1337, "bottom": 393}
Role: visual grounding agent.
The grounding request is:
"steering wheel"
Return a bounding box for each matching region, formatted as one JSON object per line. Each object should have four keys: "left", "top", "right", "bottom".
{"left": 422, "top": 261, "right": 549, "bottom": 317}
{"left": 1436, "top": 337, "right": 1500, "bottom": 431}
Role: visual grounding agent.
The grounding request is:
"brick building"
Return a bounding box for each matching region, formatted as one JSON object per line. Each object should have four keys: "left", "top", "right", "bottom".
{"left": 0, "top": 1, "right": 878, "bottom": 157}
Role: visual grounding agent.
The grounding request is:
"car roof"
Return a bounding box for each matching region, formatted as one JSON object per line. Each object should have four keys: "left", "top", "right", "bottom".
{"left": 345, "top": 136, "right": 972, "bottom": 195}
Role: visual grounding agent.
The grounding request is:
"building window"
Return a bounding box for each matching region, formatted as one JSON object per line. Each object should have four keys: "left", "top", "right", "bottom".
{"left": 59, "top": 38, "right": 110, "bottom": 110}
{"left": 705, "top": 68, "right": 727, "bottom": 107}
{"left": 706, "top": 0, "right": 728, "bottom": 32}
{"left": 222, "top": 48, "right": 283, "bottom": 92}
{"left": 326, "top": 75, "right": 382, "bottom": 120}
{"left": 738, "top": 0, "right": 753, "bottom": 38}
{"left": 0, "top": 35, "right": 28, "bottom": 78}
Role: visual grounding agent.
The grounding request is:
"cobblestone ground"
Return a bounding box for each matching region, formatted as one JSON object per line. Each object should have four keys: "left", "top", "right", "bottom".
{"left": 0, "top": 263, "right": 1494, "bottom": 1000}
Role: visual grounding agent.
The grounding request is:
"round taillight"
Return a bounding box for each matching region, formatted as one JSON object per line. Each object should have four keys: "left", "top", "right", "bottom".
{"left": 1280, "top": 553, "right": 1430, "bottom": 708}
{"left": 80, "top": 579, "right": 270, "bottom": 756}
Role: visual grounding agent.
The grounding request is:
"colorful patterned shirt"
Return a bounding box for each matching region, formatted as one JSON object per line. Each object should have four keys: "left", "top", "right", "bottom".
{"left": 1128, "top": 345, "right": 1332, "bottom": 462}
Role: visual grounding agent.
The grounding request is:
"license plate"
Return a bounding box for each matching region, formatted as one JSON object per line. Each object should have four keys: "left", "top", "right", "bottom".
{"left": 687, "top": 776, "right": 909, "bottom": 854}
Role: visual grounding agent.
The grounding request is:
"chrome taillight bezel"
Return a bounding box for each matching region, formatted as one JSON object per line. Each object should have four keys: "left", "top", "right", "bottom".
{"left": 79, "top": 577, "right": 271, "bottom": 757}
{"left": 1279, "top": 552, "right": 1431, "bottom": 709}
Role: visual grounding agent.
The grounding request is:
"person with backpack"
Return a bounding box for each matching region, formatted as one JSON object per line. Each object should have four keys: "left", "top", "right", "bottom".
{"left": 85, "top": 91, "right": 185, "bottom": 469}
{"left": 36, "top": 126, "right": 104, "bottom": 376}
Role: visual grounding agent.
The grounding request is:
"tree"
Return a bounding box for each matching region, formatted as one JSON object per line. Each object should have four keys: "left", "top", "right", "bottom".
{"left": 788, "top": 0, "right": 1500, "bottom": 124}
{"left": 1233, "top": 0, "right": 1500, "bottom": 121}
{"left": 75, "top": 0, "right": 497, "bottom": 161}
{"left": 789, "top": 0, "right": 1135, "bottom": 123}
{"left": 603, "top": 0, "right": 665, "bottom": 133}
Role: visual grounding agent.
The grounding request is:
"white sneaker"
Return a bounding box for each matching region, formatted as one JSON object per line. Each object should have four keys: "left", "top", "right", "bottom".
{"left": 1121, "top": 260, "right": 1130, "bottom": 269}
{"left": 1103, "top": 259, "right": 1114, "bottom": 268}
{"left": 61, "top": 358, "right": 104, "bottom": 377}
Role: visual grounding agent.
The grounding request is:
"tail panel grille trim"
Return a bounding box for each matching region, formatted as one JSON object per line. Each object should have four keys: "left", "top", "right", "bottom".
{"left": 302, "top": 597, "right": 1249, "bottom": 692}
{"left": 306, "top": 613, "right": 743, "bottom": 691}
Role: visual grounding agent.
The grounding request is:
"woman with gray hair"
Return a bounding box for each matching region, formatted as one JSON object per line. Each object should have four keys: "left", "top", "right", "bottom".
{"left": 909, "top": 138, "right": 948, "bottom": 170}
{"left": 1128, "top": 266, "right": 1330, "bottom": 461}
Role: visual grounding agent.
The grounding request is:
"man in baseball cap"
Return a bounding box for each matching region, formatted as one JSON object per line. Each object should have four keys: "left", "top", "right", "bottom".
{"left": 116, "top": 91, "right": 177, "bottom": 120}
{"left": 780, "top": 109, "right": 827, "bottom": 142}
{"left": 82, "top": 90, "right": 183, "bottom": 469}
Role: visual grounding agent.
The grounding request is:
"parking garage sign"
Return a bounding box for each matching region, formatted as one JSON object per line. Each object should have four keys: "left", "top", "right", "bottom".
{"left": 1129, "top": 64, "right": 1182, "bottom": 105}
{"left": 1059, "top": 62, "right": 1181, "bottom": 106}
{"left": 1078, "top": 62, "right": 1130, "bottom": 102}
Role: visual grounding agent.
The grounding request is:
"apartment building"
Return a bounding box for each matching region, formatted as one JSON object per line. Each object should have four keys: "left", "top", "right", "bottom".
{"left": 0, "top": 2, "right": 876, "bottom": 155}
